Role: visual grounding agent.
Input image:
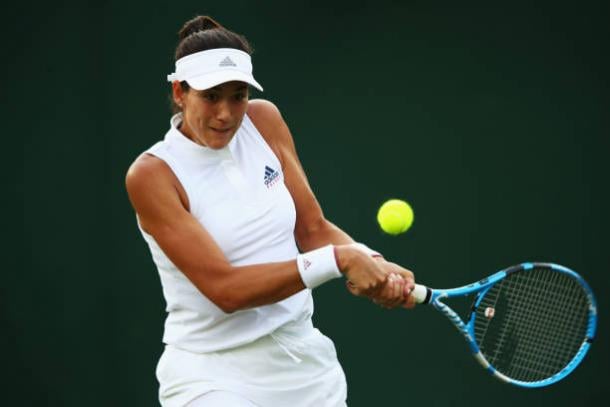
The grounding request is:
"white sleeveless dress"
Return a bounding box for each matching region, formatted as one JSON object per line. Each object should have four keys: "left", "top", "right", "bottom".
{"left": 137, "top": 113, "right": 347, "bottom": 407}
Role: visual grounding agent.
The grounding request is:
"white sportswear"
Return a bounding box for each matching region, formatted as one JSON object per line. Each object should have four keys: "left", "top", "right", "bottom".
{"left": 138, "top": 113, "right": 313, "bottom": 353}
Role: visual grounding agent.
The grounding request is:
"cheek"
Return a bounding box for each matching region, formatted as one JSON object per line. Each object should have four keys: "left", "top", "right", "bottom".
{"left": 186, "top": 105, "right": 210, "bottom": 127}
{"left": 234, "top": 102, "right": 249, "bottom": 119}
{"left": 232, "top": 107, "right": 248, "bottom": 129}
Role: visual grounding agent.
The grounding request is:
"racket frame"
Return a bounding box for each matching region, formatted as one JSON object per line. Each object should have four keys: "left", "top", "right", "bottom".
{"left": 417, "top": 262, "right": 597, "bottom": 387}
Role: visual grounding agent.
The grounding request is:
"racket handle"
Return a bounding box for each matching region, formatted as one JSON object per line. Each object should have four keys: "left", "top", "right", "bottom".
{"left": 411, "top": 284, "right": 432, "bottom": 304}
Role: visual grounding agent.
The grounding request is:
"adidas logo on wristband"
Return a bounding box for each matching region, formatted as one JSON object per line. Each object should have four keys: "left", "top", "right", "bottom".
{"left": 296, "top": 245, "right": 342, "bottom": 289}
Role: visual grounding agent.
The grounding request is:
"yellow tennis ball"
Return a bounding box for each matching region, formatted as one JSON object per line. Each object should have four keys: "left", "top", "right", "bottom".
{"left": 377, "top": 199, "right": 414, "bottom": 235}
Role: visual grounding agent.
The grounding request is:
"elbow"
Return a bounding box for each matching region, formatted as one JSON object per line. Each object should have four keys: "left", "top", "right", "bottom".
{"left": 205, "top": 283, "right": 244, "bottom": 314}
{"left": 215, "top": 296, "right": 241, "bottom": 314}
{"left": 190, "top": 266, "right": 245, "bottom": 313}
{"left": 295, "top": 216, "right": 328, "bottom": 249}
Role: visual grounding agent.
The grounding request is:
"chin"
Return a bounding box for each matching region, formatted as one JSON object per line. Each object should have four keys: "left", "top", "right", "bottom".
{"left": 206, "top": 137, "right": 233, "bottom": 150}
{"left": 207, "top": 143, "right": 228, "bottom": 150}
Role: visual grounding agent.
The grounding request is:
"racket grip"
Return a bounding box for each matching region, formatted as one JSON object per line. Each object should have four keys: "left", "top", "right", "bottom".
{"left": 411, "top": 284, "right": 432, "bottom": 304}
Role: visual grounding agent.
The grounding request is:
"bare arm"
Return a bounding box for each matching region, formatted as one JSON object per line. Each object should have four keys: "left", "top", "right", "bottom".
{"left": 247, "top": 100, "right": 355, "bottom": 251}
{"left": 248, "top": 100, "right": 415, "bottom": 304}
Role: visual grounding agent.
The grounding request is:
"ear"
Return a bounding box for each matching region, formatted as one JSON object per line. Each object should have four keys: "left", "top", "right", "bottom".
{"left": 172, "top": 81, "right": 186, "bottom": 107}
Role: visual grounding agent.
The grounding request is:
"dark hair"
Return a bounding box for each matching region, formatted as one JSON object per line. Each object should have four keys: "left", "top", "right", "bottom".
{"left": 170, "top": 16, "right": 253, "bottom": 113}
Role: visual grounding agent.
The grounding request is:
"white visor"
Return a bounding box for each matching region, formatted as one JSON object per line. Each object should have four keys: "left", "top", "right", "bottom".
{"left": 167, "top": 48, "right": 263, "bottom": 91}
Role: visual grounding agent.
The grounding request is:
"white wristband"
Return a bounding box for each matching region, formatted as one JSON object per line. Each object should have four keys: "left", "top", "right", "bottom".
{"left": 296, "top": 245, "right": 342, "bottom": 289}
{"left": 353, "top": 243, "right": 383, "bottom": 258}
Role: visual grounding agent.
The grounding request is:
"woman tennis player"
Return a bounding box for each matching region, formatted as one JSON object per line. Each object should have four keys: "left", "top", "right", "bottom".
{"left": 126, "top": 15, "right": 417, "bottom": 407}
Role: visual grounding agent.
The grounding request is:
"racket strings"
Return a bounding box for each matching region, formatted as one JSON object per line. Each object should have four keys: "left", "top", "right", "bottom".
{"left": 503, "top": 272, "right": 587, "bottom": 381}
{"left": 498, "top": 271, "right": 587, "bottom": 380}
{"left": 473, "top": 267, "right": 589, "bottom": 382}
{"left": 484, "top": 270, "right": 587, "bottom": 380}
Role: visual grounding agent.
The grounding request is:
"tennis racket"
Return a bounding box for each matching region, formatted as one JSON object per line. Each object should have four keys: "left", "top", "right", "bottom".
{"left": 410, "top": 262, "right": 597, "bottom": 387}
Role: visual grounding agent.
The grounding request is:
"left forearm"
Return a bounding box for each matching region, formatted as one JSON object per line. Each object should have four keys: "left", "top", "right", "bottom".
{"left": 295, "top": 218, "right": 354, "bottom": 252}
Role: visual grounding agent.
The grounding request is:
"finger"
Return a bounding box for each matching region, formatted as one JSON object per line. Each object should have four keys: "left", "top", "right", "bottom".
{"left": 402, "top": 292, "right": 417, "bottom": 309}
{"left": 394, "top": 269, "right": 414, "bottom": 284}
{"left": 403, "top": 280, "right": 414, "bottom": 297}
{"left": 374, "top": 274, "right": 394, "bottom": 304}
{"left": 387, "top": 274, "right": 412, "bottom": 308}
{"left": 391, "top": 270, "right": 414, "bottom": 297}
{"left": 390, "top": 273, "right": 403, "bottom": 296}
{"left": 392, "top": 274, "right": 405, "bottom": 304}
{"left": 369, "top": 274, "right": 390, "bottom": 307}
{"left": 380, "top": 274, "right": 404, "bottom": 309}
{"left": 371, "top": 271, "right": 389, "bottom": 297}
{"left": 356, "top": 264, "right": 387, "bottom": 297}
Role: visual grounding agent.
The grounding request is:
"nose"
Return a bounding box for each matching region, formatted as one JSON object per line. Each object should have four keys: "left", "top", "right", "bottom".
{"left": 215, "top": 99, "right": 232, "bottom": 122}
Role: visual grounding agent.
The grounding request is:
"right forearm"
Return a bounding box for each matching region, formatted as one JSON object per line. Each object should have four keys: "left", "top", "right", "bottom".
{"left": 201, "top": 260, "right": 307, "bottom": 313}
{"left": 202, "top": 245, "right": 348, "bottom": 312}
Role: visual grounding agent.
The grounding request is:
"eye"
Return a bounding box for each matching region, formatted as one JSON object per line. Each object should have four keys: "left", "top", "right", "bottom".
{"left": 233, "top": 92, "right": 247, "bottom": 101}
{"left": 203, "top": 92, "right": 219, "bottom": 102}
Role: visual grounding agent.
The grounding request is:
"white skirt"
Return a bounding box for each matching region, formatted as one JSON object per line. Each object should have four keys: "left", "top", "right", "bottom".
{"left": 156, "top": 317, "right": 348, "bottom": 407}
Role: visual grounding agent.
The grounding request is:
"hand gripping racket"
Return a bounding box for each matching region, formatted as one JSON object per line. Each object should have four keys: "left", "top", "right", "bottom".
{"left": 410, "top": 262, "right": 597, "bottom": 387}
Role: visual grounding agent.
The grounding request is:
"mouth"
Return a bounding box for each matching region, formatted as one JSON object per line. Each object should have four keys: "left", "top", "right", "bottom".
{"left": 209, "top": 126, "right": 233, "bottom": 135}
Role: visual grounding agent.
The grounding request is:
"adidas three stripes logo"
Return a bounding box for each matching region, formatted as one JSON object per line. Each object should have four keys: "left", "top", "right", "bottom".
{"left": 264, "top": 165, "right": 280, "bottom": 188}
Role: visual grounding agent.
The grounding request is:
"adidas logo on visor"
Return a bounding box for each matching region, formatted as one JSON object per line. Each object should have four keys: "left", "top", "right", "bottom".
{"left": 219, "top": 56, "right": 237, "bottom": 67}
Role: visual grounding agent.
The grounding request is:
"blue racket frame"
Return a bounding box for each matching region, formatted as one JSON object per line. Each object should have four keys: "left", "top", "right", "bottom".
{"left": 423, "top": 262, "right": 597, "bottom": 387}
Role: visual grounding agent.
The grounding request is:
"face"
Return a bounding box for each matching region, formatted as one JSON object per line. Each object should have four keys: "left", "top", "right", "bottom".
{"left": 173, "top": 81, "right": 249, "bottom": 149}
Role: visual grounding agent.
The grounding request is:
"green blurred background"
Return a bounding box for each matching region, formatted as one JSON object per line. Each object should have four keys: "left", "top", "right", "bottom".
{"left": 13, "top": 0, "right": 608, "bottom": 405}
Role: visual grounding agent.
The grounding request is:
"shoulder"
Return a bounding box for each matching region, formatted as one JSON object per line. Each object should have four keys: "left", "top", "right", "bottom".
{"left": 125, "top": 153, "right": 186, "bottom": 209}
{"left": 125, "top": 153, "right": 190, "bottom": 233}
{"left": 126, "top": 154, "right": 170, "bottom": 191}
{"left": 247, "top": 98, "right": 283, "bottom": 125}
{"left": 246, "top": 99, "right": 295, "bottom": 162}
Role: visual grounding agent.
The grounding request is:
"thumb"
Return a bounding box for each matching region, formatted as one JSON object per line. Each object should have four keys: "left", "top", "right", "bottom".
{"left": 346, "top": 280, "right": 362, "bottom": 296}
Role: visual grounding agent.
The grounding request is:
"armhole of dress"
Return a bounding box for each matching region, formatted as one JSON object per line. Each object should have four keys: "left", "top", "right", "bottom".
{"left": 145, "top": 142, "right": 194, "bottom": 212}
{"left": 242, "top": 113, "right": 282, "bottom": 170}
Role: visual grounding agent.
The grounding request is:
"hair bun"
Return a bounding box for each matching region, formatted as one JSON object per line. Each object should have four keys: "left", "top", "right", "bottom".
{"left": 178, "top": 16, "right": 223, "bottom": 40}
